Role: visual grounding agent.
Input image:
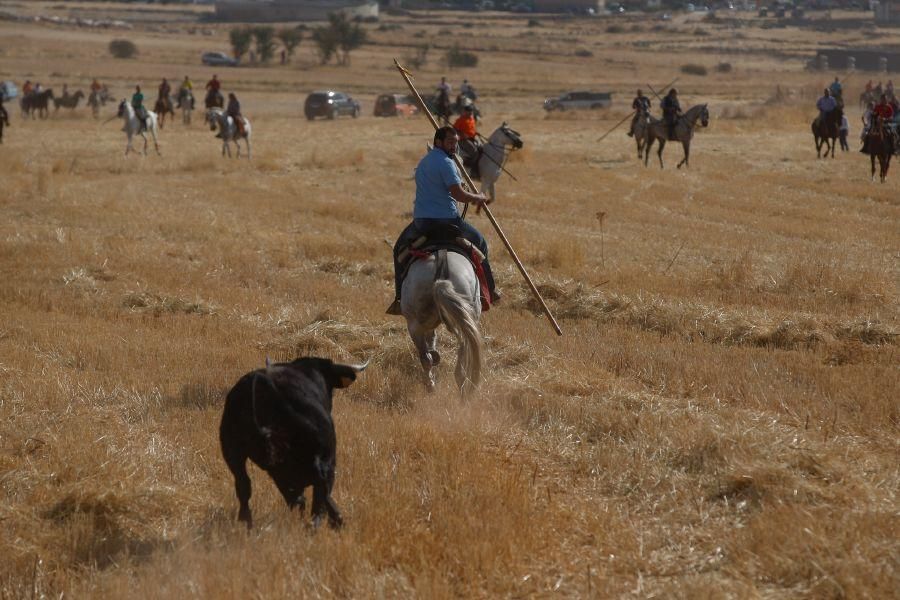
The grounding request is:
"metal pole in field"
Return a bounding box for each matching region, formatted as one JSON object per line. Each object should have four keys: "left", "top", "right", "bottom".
{"left": 394, "top": 59, "right": 563, "bottom": 336}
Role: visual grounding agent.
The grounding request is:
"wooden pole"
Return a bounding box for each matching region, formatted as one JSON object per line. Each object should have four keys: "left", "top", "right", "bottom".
{"left": 394, "top": 59, "right": 563, "bottom": 336}
{"left": 597, "top": 110, "right": 636, "bottom": 142}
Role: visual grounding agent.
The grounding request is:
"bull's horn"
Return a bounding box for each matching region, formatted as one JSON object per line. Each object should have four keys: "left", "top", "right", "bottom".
{"left": 346, "top": 360, "right": 369, "bottom": 372}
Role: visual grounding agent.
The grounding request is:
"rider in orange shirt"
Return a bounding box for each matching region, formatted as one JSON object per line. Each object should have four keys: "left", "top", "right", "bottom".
{"left": 452, "top": 105, "right": 479, "bottom": 167}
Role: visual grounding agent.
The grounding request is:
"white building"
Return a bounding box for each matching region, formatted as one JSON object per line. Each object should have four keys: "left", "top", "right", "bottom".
{"left": 215, "top": 0, "right": 378, "bottom": 22}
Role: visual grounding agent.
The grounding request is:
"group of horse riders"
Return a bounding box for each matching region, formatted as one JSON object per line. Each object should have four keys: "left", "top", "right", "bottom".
{"left": 861, "top": 92, "right": 900, "bottom": 153}
{"left": 626, "top": 88, "right": 683, "bottom": 140}
{"left": 126, "top": 74, "right": 243, "bottom": 135}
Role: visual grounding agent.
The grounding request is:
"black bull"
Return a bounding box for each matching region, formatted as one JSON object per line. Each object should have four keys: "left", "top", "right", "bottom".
{"left": 219, "top": 357, "right": 367, "bottom": 529}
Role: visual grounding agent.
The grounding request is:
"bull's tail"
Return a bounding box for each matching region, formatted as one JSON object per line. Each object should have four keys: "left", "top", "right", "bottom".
{"left": 433, "top": 279, "right": 482, "bottom": 393}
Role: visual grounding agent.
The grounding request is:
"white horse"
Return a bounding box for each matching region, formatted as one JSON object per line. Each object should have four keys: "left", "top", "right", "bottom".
{"left": 205, "top": 107, "right": 251, "bottom": 159}
{"left": 180, "top": 89, "right": 193, "bottom": 125}
{"left": 116, "top": 100, "right": 160, "bottom": 156}
{"left": 402, "top": 250, "right": 482, "bottom": 395}
{"left": 469, "top": 122, "right": 523, "bottom": 203}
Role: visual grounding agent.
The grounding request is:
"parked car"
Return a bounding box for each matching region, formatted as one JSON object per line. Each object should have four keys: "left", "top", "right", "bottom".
{"left": 304, "top": 90, "right": 360, "bottom": 120}
{"left": 0, "top": 81, "right": 19, "bottom": 101}
{"left": 374, "top": 93, "right": 419, "bottom": 117}
{"left": 201, "top": 51, "right": 239, "bottom": 67}
{"left": 543, "top": 91, "right": 612, "bottom": 111}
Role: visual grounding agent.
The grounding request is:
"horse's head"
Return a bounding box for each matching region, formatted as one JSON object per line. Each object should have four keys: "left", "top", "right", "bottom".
{"left": 498, "top": 121, "right": 524, "bottom": 149}
{"left": 116, "top": 99, "right": 127, "bottom": 117}
{"left": 700, "top": 104, "right": 710, "bottom": 127}
{"left": 205, "top": 109, "right": 219, "bottom": 130}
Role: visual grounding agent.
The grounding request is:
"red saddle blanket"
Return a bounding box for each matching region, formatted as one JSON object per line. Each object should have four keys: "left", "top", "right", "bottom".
{"left": 408, "top": 247, "right": 491, "bottom": 312}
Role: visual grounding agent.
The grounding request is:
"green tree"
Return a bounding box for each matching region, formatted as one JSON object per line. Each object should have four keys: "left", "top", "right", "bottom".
{"left": 329, "top": 13, "right": 366, "bottom": 65}
{"left": 229, "top": 27, "right": 253, "bottom": 61}
{"left": 311, "top": 25, "right": 339, "bottom": 65}
{"left": 252, "top": 26, "right": 277, "bottom": 63}
{"left": 277, "top": 28, "right": 303, "bottom": 62}
{"left": 313, "top": 12, "right": 367, "bottom": 66}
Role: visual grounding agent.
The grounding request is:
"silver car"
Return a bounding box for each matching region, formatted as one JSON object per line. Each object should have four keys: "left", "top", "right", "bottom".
{"left": 0, "top": 80, "right": 19, "bottom": 101}
{"left": 201, "top": 52, "right": 239, "bottom": 67}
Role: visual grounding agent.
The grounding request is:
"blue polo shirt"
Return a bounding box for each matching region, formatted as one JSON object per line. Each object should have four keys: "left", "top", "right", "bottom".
{"left": 413, "top": 148, "right": 462, "bottom": 219}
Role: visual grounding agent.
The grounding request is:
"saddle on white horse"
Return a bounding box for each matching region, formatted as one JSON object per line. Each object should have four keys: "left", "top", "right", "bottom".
{"left": 397, "top": 224, "right": 491, "bottom": 312}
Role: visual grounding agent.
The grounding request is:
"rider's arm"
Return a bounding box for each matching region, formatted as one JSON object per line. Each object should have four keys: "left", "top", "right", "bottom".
{"left": 449, "top": 184, "right": 487, "bottom": 206}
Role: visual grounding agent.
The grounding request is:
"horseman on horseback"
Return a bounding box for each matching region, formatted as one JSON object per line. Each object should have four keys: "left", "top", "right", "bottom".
{"left": 815, "top": 88, "right": 838, "bottom": 127}
{"left": 453, "top": 105, "right": 481, "bottom": 178}
{"left": 862, "top": 94, "right": 895, "bottom": 154}
{"left": 177, "top": 75, "right": 194, "bottom": 109}
{"left": 627, "top": 89, "right": 651, "bottom": 138}
{"left": 205, "top": 74, "right": 223, "bottom": 108}
{"left": 387, "top": 125, "right": 500, "bottom": 316}
{"left": 132, "top": 85, "right": 148, "bottom": 133}
{"left": 224, "top": 92, "right": 245, "bottom": 138}
{"left": 158, "top": 78, "right": 171, "bottom": 108}
{"left": 661, "top": 88, "right": 681, "bottom": 141}
{"left": 829, "top": 77, "right": 843, "bottom": 107}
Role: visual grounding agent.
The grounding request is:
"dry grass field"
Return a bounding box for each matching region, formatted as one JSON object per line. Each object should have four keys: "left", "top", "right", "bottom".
{"left": 0, "top": 3, "right": 898, "bottom": 598}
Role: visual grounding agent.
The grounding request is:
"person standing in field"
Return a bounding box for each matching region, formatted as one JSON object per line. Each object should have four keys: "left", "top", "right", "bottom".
{"left": 839, "top": 112, "right": 849, "bottom": 151}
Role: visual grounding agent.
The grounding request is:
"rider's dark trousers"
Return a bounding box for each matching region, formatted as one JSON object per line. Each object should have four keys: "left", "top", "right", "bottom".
{"left": 393, "top": 217, "right": 495, "bottom": 300}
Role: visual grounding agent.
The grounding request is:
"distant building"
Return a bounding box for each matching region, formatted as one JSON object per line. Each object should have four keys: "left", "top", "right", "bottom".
{"left": 874, "top": 0, "right": 900, "bottom": 22}
{"left": 814, "top": 48, "right": 900, "bottom": 72}
{"left": 215, "top": 0, "right": 378, "bottom": 22}
{"left": 533, "top": 0, "right": 605, "bottom": 13}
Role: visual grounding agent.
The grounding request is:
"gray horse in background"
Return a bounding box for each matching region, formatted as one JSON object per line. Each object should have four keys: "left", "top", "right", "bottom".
{"left": 402, "top": 250, "right": 482, "bottom": 394}
{"left": 472, "top": 122, "right": 523, "bottom": 204}
{"left": 643, "top": 104, "right": 709, "bottom": 169}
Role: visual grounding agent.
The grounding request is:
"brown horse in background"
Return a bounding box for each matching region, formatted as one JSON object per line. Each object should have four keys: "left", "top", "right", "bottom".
{"left": 864, "top": 116, "right": 892, "bottom": 183}
{"left": 154, "top": 95, "right": 175, "bottom": 128}
{"left": 21, "top": 89, "right": 54, "bottom": 119}
{"left": 812, "top": 107, "right": 842, "bottom": 158}
{"left": 53, "top": 90, "right": 85, "bottom": 112}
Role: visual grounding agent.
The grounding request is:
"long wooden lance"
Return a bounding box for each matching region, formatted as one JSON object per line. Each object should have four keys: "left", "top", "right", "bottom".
{"left": 597, "top": 110, "right": 636, "bottom": 142}
{"left": 646, "top": 77, "right": 679, "bottom": 103}
{"left": 394, "top": 59, "right": 563, "bottom": 336}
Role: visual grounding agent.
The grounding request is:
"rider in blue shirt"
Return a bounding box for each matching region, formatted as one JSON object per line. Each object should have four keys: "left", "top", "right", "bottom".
{"left": 829, "top": 77, "right": 842, "bottom": 103}
{"left": 816, "top": 88, "right": 837, "bottom": 126}
{"left": 388, "top": 126, "right": 499, "bottom": 315}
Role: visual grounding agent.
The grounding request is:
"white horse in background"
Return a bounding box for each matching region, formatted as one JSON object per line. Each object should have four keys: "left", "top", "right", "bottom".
{"left": 180, "top": 89, "right": 193, "bottom": 125}
{"left": 205, "top": 107, "right": 251, "bottom": 159}
{"left": 116, "top": 100, "right": 159, "bottom": 156}
{"left": 402, "top": 250, "right": 482, "bottom": 395}
{"left": 471, "top": 122, "right": 523, "bottom": 203}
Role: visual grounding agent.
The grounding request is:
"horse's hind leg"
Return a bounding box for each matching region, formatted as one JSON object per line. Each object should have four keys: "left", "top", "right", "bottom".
{"left": 657, "top": 140, "right": 666, "bottom": 169}
{"left": 408, "top": 323, "right": 437, "bottom": 393}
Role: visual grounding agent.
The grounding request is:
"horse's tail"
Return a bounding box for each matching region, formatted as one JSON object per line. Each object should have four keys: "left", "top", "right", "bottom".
{"left": 432, "top": 279, "right": 482, "bottom": 393}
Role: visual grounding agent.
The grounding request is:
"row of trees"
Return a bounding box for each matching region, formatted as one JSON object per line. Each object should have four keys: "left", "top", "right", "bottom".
{"left": 229, "top": 26, "right": 301, "bottom": 64}
{"left": 229, "top": 13, "right": 367, "bottom": 66}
